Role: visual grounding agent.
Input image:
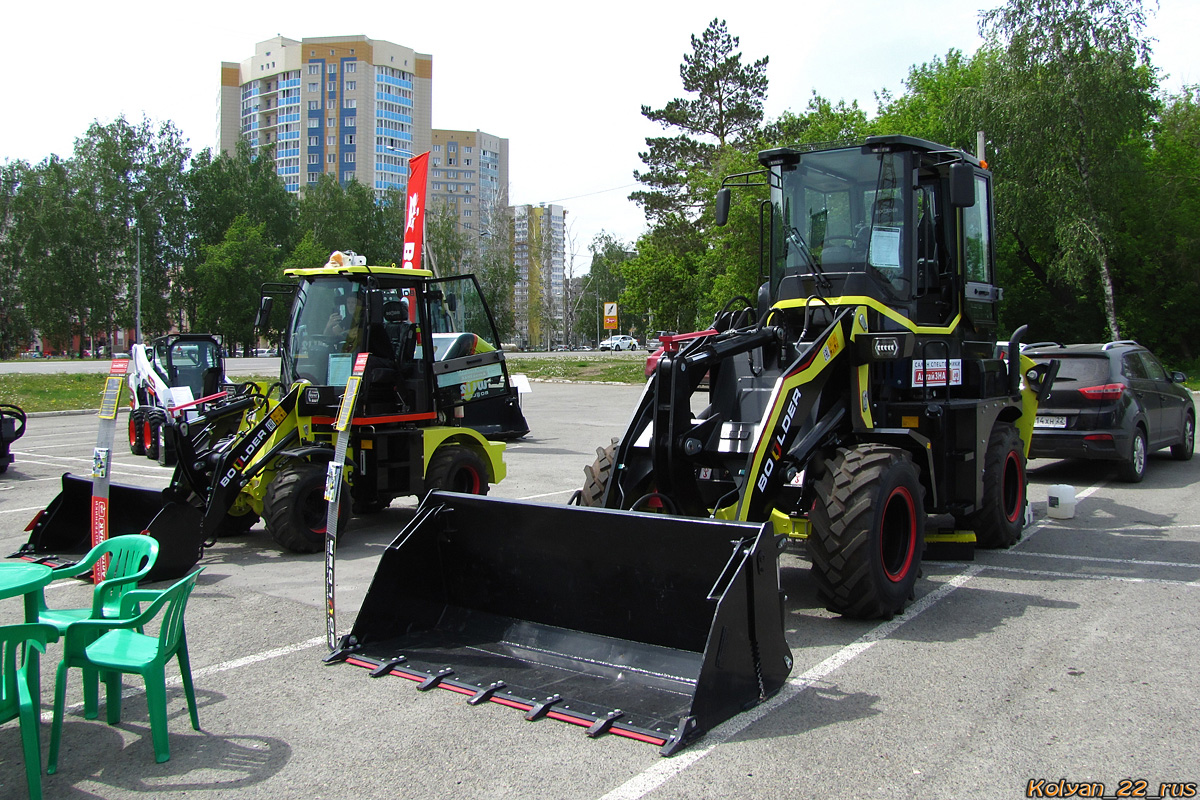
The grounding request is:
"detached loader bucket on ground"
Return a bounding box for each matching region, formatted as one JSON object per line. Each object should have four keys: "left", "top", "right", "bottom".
{"left": 336, "top": 491, "right": 792, "bottom": 755}
{"left": 12, "top": 473, "right": 205, "bottom": 582}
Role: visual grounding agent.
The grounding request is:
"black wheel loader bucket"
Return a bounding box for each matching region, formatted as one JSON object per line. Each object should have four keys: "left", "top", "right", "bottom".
{"left": 336, "top": 491, "right": 792, "bottom": 754}
{"left": 12, "top": 473, "right": 205, "bottom": 582}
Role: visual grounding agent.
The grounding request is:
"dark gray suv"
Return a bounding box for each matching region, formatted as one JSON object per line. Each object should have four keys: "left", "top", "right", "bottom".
{"left": 1024, "top": 341, "right": 1195, "bottom": 482}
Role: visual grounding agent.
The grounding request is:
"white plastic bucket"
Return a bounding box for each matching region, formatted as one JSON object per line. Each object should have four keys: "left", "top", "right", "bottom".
{"left": 1047, "top": 484, "right": 1076, "bottom": 519}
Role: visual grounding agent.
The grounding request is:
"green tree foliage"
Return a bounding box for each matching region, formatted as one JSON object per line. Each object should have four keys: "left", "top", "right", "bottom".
{"left": 195, "top": 215, "right": 283, "bottom": 354}
{"left": 578, "top": 233, "right": 633, "bottom": 344}
{"left": 632, "top": 18, "right": 769, "bottom": 224}
{"left": 976, "top": 0, "right": 1159, "bottom": 341}
{"left": 182, "top": 141, "right": 296, "bottom": 330}
{"left": 0, "top": 162, "right": 32, "bottom": 357}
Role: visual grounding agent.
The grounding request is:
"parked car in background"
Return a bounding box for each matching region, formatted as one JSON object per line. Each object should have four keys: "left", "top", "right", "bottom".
{"left": 599, "top": 335, "right": 639, "bottom": 351}
{"left": 1023, "top": 340, "right": 1195, "bottom": 482}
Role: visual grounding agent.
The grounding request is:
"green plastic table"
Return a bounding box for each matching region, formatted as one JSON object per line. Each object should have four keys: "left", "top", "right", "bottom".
{"left": 0, "top": 562, "right": 54, "bottom": 621}
{"left": 1, "top": 562, "right": 56, "bottom": 707}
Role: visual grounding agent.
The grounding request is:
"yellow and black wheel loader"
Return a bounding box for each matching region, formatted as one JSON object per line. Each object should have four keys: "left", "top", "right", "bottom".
{"left": 332, "top": 136, "right": 1055, "bottom": 755}
{"left": 15, "top": 252, "right": 526, "bottom": 578}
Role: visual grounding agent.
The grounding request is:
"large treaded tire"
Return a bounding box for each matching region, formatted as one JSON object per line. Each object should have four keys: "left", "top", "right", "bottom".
{"left": 809, "top": 445, "right": 925, "bottom": 620}
{"left": 143, "top": 415, "right": 160, "bottom": 461}
{"left": 129, "top": 410, "right": 146, "bottom": 456}
{"left": 425, "top": 446, "right": 490, "bottom": 495}
{"left": 965, "top": 422, "right": 1027, "bottom": 549}
{"left": 579, "top": 438, "right": 619, "bottom": 507}
{"left": 263, "top": 463, "right": 349, "bottom": 553}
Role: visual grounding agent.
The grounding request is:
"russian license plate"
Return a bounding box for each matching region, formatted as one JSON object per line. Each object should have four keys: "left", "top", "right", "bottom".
{"left": 1035, "top": 415, "right": 1068, "bottom": 428}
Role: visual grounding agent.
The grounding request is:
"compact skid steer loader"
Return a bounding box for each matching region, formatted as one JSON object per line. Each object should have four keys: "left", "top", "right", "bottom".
{"left": 16, "top": 251, "right": 527, "bottom": 577}
{"left": 332, "top": 136, "right": 1054, "bottom": 755}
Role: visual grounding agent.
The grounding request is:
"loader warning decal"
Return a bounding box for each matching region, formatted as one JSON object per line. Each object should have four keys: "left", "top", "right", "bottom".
{"left": 911, "top": 359, "right": 962, "bottom": 387}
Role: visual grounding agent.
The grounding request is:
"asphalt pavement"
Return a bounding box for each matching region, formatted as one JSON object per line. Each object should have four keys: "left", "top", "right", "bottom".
{"left": 1, "top": 378, "right": 1198, "bottom": 799}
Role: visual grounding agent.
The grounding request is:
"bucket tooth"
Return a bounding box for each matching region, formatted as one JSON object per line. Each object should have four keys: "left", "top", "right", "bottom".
{"left": 524, "top": 694, "right": 563, "bottom": 722}
{"left": 467, "top": 681, "right": 507, "bottom": 705}
{"left": 585, "top": 710, "right": 625, "bottom": 738}
{"left": 416, "top": 667, "right": 455, "bottom": 691}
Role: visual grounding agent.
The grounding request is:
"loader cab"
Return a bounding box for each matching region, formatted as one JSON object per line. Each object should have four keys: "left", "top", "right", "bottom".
{"left": 280, "top": 265, "right": 517, "bottom": 421}
{"left": 762, "top": 135, "right": 997, "bottom": 335}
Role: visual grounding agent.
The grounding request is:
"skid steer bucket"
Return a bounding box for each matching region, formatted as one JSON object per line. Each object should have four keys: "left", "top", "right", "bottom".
{"left": 12, "top": 473, "right": 205, "bottom": 582}
{"left": 337, "top": 491, "right": 792, "bottom": 755}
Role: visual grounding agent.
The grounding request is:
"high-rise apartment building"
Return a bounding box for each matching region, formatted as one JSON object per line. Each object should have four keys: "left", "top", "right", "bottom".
{"left": 512, "top": 203, "right": 566, "bottom": 349}
{"left": 218, "top": 35, "right": 432, "bottom": 197}
{"left": 429, "top": 129, "right": 509, "bottom": 234}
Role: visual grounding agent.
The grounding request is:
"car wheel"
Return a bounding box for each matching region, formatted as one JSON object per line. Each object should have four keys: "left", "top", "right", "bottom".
{"left": 1118, "top": 426, "right": 1148, "bottom": 483}
{"left": 1171, "top": 412, "right": 1194, "bottom": 461}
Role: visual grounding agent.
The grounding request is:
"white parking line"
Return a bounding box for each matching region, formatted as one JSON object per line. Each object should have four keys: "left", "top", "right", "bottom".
{"left": 598, "top": 477, "right": 1109, "bottom": 800}
{"left": 599, "top": 566, "right": 986, "bottom": 800}
{"left": 42, "top": 636, "right": 328, "bottom": 723}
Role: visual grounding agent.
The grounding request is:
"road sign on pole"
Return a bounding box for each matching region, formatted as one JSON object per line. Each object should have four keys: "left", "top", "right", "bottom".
{"left": 603, "top": 302, "right": 618, "bottom": 331}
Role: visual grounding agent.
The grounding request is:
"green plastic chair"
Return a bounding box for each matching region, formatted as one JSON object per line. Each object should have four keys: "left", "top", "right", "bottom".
{"left": 48, "top": 569, "right": 203, "bottom": 772}
{"left": 1, "top": 623, "right": 60, "bottom": 800}
{"left": 36, "top": 534, "right": 160, "bottom": 633}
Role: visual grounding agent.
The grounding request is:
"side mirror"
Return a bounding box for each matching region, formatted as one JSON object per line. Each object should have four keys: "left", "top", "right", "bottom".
{"left": 715, "top": 188, "right": 731, "bottom": 227}
{"left": 447, "top": 293, "right": 458, "bottom": 313}
{"left": 1172, "top": 371, "right": 1188, "bottom": 384}
{"left": 255, "top": 297, "right": 274, "bottom": 331}
{"left": 949, "top": 163, "right": 976, "bottom": 208}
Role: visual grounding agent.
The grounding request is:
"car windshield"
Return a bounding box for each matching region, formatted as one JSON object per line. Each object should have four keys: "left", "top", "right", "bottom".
{"left": 771, "top": 147, "right": 910, "bottom": 299}
{"left": 285, "top": 276, "right": 364, "bottom": 386}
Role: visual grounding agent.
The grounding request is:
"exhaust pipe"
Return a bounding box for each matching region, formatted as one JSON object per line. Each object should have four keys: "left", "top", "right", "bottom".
{"left": 335, "top": 491, "right": 792, "bottom": 755}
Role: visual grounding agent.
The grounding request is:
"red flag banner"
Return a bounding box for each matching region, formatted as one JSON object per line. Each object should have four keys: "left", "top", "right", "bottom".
{"left": 402, "top": 152, "right": 429, "bottom": 270}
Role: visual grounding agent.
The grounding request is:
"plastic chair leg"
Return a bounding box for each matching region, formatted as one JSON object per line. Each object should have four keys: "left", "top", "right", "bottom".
{"left": 143, "top": 667, "right": 170, "bottom": 763}
{"left": 82, "top": 665, "right": 100, "bottom": 720}
{"left": 177, "top": 641, "right": 200, "bottom": 731}
{"left": 103, "top": 670, "right": 123, "bottom": 725}
{"left": 48, "top": 660, "right": 68, "bottom": 775}
{"left": 18, "top": 679, "right": 45, "bottom": 800}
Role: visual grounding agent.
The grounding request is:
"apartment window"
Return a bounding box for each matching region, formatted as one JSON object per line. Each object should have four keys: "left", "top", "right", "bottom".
{"left": 308, "top": 82, "right": 318, "bottom": 92}
{"left": 327, "top": 117, "right": 335, "bottom": 128}
{"left": 345, "top": 63, "right": 356, "bottom": 73}
{"left": 327, "top": 136, "right": 335, "bottom": 146}
{"left": 464, "top": 210, "right": 473, "bottom": 217}
{"left": 344, "top": 152, "right": 355, "bottom": 163}
{"left": 433, "top": 170, "right": 441, "bottom": 177}
{"left": 433, "top": 183, "right": 441, "bottom": 190}
{"left": 308, "top": 154, "right": 319, "bottom": 164}
{"left": 465, "top": 159, "right": 472, "bottom": 166}
{"left": 308, "top": 136, "right": 319, "bottom": 146}
{"left": 448, "top": 158, "right": 456, "bottom": 166}
{"left": 327, "top": 81, "right": 336, "bottom": 92}
{"left": 343, "top": 98, "right": 356, "bottom": 109}
{"left": 344, "top": 117, "right": 356, "bottom": 127}
{"left": 308, "top": 64, "right": 320, "bottom": 75}
{"left": 308, "top": 118, "right": 320, "bottom": 128}
{"left": 433, "top": 145, "right": 441, "bottom": 152}
{"left": 432, "top": 158, "right": 440, "bottom": 166}
{"left": 308, "top": 101, "right": 320, "bottom": 110}
{"left": 345, "top": 134, "right": 356, "bottom": 145}
{"left": 463, "top": 197, "right": 472, "bottom": 204}
{"left": 345, "top": 81, "right": 356, "bottom": 91}
{"left": 448, "top": 144, "right": 457, "bottom": 152}
{"left": 344, "top": 171, "right": 356, "bottom": 182}
{"left": 327, "top": 63, "right": 337, "bottom": 74}
{"left": 308, "top": 171, "right": 321, "bottom": 182}
{"left": 328, "top": 154, "right": 337, "bottom": 164}
{"left": 464, "top": 146, "right": 472, "bottom": 153}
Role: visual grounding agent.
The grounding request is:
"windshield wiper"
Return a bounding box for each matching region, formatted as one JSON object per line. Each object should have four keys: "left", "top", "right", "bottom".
{"left": 787, "top": 226, "right": 831, "bottom": 292}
